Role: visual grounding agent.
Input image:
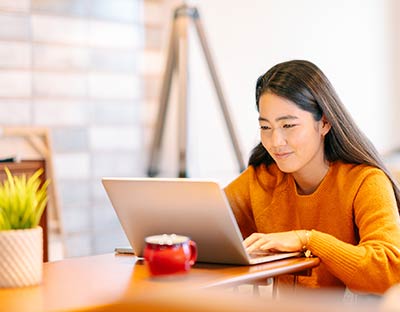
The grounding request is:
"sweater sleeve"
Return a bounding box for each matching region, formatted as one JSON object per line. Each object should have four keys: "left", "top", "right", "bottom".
{"left": 223, "top": 167, "right": 257, "bottom": 239}
{"left": 308, "top": 171, "right": 400, "bottom": 295}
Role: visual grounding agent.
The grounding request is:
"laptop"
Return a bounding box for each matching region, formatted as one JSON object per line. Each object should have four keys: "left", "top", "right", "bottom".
{"left": 102, "top": 178, "right": 301, "bottom": 265}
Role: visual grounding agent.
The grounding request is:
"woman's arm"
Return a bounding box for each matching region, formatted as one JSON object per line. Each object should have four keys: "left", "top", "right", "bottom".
{"left": 307, "top": 172, "right": 400, "bottom": 294}
{"left": 224, "top": 167, "right": 257, "bottom": 238}
{"left": 241, "top": 169, "right": 400, "bottom": 294}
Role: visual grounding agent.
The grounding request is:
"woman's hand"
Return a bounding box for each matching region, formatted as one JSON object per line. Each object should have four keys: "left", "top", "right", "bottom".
{"left": 243, "top": 231, "right": 303, "bottom": 253}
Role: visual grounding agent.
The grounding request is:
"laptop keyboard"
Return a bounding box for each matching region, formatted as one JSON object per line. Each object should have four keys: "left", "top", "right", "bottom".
{"left": 248, "top": 250, "right": 277, "bottom": 258}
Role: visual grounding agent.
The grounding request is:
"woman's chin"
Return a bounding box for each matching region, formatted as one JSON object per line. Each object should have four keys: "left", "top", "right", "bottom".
{"left": 274, "top": 161, "right": 298, "bottom": 173}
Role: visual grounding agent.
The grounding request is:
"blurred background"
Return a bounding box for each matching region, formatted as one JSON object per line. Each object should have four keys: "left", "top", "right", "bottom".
{"left": 0, "top": 0, "right": 399, "bottom": 259}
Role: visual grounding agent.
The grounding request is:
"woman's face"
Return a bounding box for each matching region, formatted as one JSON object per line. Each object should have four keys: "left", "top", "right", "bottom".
{"left": 258, "top": 92, "right": 330, "bottom": 177}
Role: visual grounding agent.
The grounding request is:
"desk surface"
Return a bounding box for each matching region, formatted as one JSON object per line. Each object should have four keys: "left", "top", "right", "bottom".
{"left": 0, "top": 253, "right": 320, "bottom": 312}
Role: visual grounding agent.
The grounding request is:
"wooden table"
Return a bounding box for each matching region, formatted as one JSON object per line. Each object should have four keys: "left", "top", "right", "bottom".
{"left": 0, "top": 253, "right": 320, "bottom": 312}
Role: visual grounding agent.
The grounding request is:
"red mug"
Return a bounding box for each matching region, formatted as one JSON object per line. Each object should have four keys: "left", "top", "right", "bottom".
{"left": 144, "top": 234, "right": 197, "bottom": 276}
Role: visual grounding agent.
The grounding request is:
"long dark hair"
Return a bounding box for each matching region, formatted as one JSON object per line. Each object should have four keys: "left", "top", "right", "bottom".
{"left": 249, "top": 60, "right": 400, "bottom": 211}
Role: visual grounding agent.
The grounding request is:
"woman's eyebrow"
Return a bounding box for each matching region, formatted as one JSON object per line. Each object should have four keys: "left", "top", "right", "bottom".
{"left": 258, "top": 115, "right": 299, "bottom": 122}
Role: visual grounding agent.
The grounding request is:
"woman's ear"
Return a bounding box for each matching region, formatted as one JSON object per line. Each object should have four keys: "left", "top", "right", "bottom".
{"left": 321, "top": 115, "right": 331, "bottom": 136}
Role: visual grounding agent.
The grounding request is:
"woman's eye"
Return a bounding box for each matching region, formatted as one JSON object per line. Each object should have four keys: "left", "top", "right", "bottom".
{"left": 260, "top": 125, "right": 270, "bottom": 130}
{"left": 283, "top": 124, "right": 296, "bottom": 129}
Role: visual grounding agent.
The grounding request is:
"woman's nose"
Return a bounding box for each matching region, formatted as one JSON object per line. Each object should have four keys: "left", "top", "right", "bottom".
{"left": 271, "top": 128, "right": 286, "bottom": 147}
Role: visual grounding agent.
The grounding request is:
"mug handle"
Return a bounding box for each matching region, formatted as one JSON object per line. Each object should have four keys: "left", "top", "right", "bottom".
{"left": 188, "top": 240, "right": 197, "bottom": 266}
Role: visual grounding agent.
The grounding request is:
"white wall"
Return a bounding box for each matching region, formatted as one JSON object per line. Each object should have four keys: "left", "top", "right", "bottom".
{"left": 390, "top": 0, "right": 400, "bottom": 152}
{"left": 156, "top": 0, "right": 399, "bottom": 184}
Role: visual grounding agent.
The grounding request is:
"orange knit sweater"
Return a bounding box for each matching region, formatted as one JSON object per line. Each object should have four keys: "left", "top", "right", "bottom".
{"left": 224, "top": 161, "right": 400, "bottom": 295}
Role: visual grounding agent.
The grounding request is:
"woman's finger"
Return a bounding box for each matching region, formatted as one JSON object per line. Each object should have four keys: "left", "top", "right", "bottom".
{"left": 243, "top": 233, "right": 263, "bottom": 248}
{"left": 245, "top": 234, "right": 272, "bottom": 252}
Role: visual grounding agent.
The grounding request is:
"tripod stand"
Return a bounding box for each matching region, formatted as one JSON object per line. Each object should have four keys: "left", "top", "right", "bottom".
{"left": 147, "top": 3, "right": 246, "bottom": 178}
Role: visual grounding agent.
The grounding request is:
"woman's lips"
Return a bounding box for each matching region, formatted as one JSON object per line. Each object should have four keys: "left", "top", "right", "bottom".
{"left": 273, "top": 152, "right": 293, "bottom": 159}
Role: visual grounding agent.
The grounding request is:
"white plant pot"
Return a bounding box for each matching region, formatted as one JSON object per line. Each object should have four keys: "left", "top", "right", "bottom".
{"left": 0, "top": 226, "right": 43, "bottom": 288}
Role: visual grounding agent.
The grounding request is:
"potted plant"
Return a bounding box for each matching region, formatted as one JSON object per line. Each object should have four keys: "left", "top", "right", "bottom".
{"left": 0, "top": 167, "right": 49, "bottom": 288}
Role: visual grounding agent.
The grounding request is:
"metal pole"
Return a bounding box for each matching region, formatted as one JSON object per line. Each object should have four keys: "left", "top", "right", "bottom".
{"left": 147, "top": 11, "right": 178, "bottom": 177}
{"left": 176, "top": 13, "right": 189, "bottom": 177}
{"left": 192, "top": 7, "right": 246, "bottom": 172}
{"left": 147, "top": 4, "right": 246, "bottom": 177}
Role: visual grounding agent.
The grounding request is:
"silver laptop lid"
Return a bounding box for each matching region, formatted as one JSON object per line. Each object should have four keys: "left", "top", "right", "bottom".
{"left": 102, "top": 178, "right": 251, "bottom": 265}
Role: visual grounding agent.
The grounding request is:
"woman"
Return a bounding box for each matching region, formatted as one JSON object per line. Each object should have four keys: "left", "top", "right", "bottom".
{"left": 224, "top": 60, "right": 400, "bottom": 295}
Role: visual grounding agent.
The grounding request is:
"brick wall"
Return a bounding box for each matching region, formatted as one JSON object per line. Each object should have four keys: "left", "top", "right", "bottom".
{"left": 0, "top": 0, "right": 172, "bottom": 258}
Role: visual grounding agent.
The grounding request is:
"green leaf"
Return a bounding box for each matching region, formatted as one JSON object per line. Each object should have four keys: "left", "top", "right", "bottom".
{"left": 0, "top": 167, "right": 50, "bottom": 230}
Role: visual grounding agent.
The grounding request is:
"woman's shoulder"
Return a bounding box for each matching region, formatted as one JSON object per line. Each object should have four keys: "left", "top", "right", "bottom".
{"left": 331, "top": 161, "right": 388, "bottom": 183}
{"left": 323, "top": 162, "right": 393, "bottom": 205}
